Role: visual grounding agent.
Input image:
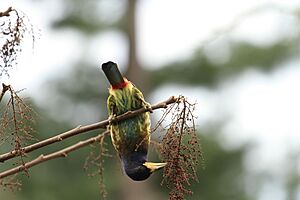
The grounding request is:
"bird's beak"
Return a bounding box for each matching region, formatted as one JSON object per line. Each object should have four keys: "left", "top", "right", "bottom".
{"left": 143, "top": 162, "right": 167, "bottom": 173}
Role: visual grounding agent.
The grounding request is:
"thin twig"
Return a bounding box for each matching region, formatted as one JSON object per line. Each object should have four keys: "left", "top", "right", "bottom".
{"left": 177, "top": 98, "right": 186, "bottom": 156}
{"left": 0, "top": 96, "right": 178, "bottom": 163}
{"left": 8, "top": 85, "right": 29, "bottom": 176}
{"left": 0, "top": 131, "right": 110, "bottom": 179}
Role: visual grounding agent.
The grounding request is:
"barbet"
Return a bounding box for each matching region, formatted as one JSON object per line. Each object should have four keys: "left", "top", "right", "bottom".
{"left": 102, "top": 61, "right": 166, "bottom": 181}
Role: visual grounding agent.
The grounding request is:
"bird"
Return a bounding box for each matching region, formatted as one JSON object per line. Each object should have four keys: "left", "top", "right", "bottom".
{"left": 101, "top": 61, "right": 166, "bottom": 181}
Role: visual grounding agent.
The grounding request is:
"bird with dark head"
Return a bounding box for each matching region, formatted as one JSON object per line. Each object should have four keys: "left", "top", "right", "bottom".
{"left": 101, "top": 61, "right": 166, "bottom": 181}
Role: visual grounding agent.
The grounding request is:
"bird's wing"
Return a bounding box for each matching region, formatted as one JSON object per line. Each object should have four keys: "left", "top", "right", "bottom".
{"left": 132, "top": 86, "right": 147, "bottom": 107}
{"left": 107, "top": 94, "right": 116, "bottom": 116}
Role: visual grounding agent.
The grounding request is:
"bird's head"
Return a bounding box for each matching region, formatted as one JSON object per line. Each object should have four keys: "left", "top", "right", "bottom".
{"left": 122, "top": 152, "right": 166, "bottom": 181}
{"left": 124, "top": 161, "right": 167, "bottom": 181}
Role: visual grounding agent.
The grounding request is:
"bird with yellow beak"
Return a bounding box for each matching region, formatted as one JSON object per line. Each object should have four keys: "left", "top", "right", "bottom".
{"left": 102, "top": 61, "right": 166, "bottom": 181}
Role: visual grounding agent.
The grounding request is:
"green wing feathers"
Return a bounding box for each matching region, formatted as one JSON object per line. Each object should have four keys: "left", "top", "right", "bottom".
{"left": 107, "top": 83, "right": 151, "bottom": 158}
{"left": 107, "top": 94, "right": 116, "bottom": 116}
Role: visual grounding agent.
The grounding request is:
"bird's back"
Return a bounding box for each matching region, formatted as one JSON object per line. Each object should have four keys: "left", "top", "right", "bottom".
{"left": 107, "top": 82, "right": 150, "bottom": 160}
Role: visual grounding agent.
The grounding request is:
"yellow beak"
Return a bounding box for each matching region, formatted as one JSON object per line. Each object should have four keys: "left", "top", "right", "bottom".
{"left": 143, "top": 162, "right": 167, "bottom": 173}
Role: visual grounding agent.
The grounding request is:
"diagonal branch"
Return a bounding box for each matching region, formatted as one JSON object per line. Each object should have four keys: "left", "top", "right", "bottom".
{"left": 0, "top": 96, "right": 178, "bottom": 163}
{"left": 0, "top": 131, "right": 110, "bottom": 179}
{"left": 0, "top": 83, "right": 10, "bottom": 103}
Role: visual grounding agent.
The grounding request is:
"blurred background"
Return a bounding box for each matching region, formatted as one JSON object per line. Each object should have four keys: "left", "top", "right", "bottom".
{"left": 1, "top": 0, "right": 300, "bottom": 199}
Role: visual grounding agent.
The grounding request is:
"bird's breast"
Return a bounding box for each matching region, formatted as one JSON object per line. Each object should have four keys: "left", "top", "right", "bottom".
{"left": 110, "top": 113, "right": 150, "bottom": 158}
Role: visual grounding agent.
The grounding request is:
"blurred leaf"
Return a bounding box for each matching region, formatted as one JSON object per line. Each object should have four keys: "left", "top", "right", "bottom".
{"left": 151, "top": 39, "right": 298, "bottom": 89}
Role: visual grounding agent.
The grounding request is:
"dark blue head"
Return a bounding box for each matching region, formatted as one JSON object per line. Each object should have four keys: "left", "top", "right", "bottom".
{"left": 122, "top": 152, "right": 150, "bottom": 181}
{"left": 122, "top": 153, "right": 167, "bottom": 181}
{"left": 124, "top": 162, "right": 152, "bottom": 181}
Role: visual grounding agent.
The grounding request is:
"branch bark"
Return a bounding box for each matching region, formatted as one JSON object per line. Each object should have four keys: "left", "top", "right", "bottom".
{"left": 0, "top": 84, "right": 10, "bottom": 103}
{"left": 0, "top": 131, "right": 110, "bottom": 179}
{"left": 0, "top": 96, "right": 178, "bottom": 163}
{"left": 0, "top": 7, "right": 13, "bottom": 17}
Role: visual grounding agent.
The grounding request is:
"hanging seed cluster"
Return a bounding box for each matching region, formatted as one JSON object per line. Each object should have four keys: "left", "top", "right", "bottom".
{"left": 0, "top": 7, "right": 35, "bottom": 78}
{"left": 0, "top": 174, "right": 22, "bottom": 192}
{"left": 84, "top": 134, "right": 111, "bottom": 199}
{"left": 157, "top": 96, "right": 204, "bottom": 200}
{"left": 0, "top": 85, "right": 36, "bottom": 186}
{"left": 0, "top": 86, "right": 36, "bottom": 148}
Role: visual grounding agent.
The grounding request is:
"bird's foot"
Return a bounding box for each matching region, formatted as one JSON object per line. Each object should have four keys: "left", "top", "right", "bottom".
{"left": 138, "top": 96, "right": 153, "bottom": 113}
{"left": 108, "top": 114, "right": 116, "bottom": 125}
{"left": 144, "top": 101, "right": 153, "bottom": 113}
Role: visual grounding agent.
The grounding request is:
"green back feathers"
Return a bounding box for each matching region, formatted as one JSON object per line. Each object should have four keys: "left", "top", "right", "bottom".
{"left": 107, "top": 82, "right": 150, "bottom": 158}
{"left": 107, "top": 83, "right": 138, "bottom": 115}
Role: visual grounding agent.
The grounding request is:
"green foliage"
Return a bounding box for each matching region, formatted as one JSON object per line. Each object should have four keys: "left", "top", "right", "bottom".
{"left": 51, "top": 0, "right": 124, "bottom": 35}
{"left": 193, "top": 133, "right": 250, "bottom": 200}
{"left": 151, "top": 39, "right": 298, "bottom": 89}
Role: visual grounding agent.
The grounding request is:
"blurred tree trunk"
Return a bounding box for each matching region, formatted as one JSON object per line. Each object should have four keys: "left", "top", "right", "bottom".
{"left": 121, "top": 0, "right": 162, "bottom": 199}
{"left": 124, "top": 0, "right": 149, "bottom": 93}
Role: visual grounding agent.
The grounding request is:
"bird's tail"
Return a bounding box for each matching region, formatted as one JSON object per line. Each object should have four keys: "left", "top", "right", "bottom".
{"left": 102, "top": 61, "right": 125, "bottom": 86}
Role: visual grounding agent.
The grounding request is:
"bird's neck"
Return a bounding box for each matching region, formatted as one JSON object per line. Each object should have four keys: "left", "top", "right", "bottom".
{"left": 111, "top": 78, "right": 130, "bottom": 90}
{"left": 121, "top": 151, "right": 147, "bottom": 168}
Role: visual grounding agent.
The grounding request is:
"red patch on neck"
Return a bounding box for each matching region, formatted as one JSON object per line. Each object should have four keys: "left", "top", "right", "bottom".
{"left": 112, "top": 79, "right": 129, "bottom": 90}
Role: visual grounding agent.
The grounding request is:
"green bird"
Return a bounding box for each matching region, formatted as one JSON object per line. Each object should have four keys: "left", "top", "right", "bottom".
{"left": 102, "top": 61, "right": 166, "bottom": 181}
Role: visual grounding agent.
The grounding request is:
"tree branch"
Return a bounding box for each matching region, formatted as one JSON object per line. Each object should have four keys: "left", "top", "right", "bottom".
{"left": 0, "top": 7, "right": 14, "bottom": 17}
{"left": 0, "top": 96, "right": 178, "bottom": 163}
{"left": 0, "top": 131, "right": 110, "bottom": 179}
{"left": 0, "top": 83, "right": 10, "bottom": 103}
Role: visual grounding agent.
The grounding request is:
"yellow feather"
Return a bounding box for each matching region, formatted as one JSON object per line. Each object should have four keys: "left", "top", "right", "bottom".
{"left": 107, "top": 82, "right": 150, "bottom": 158}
